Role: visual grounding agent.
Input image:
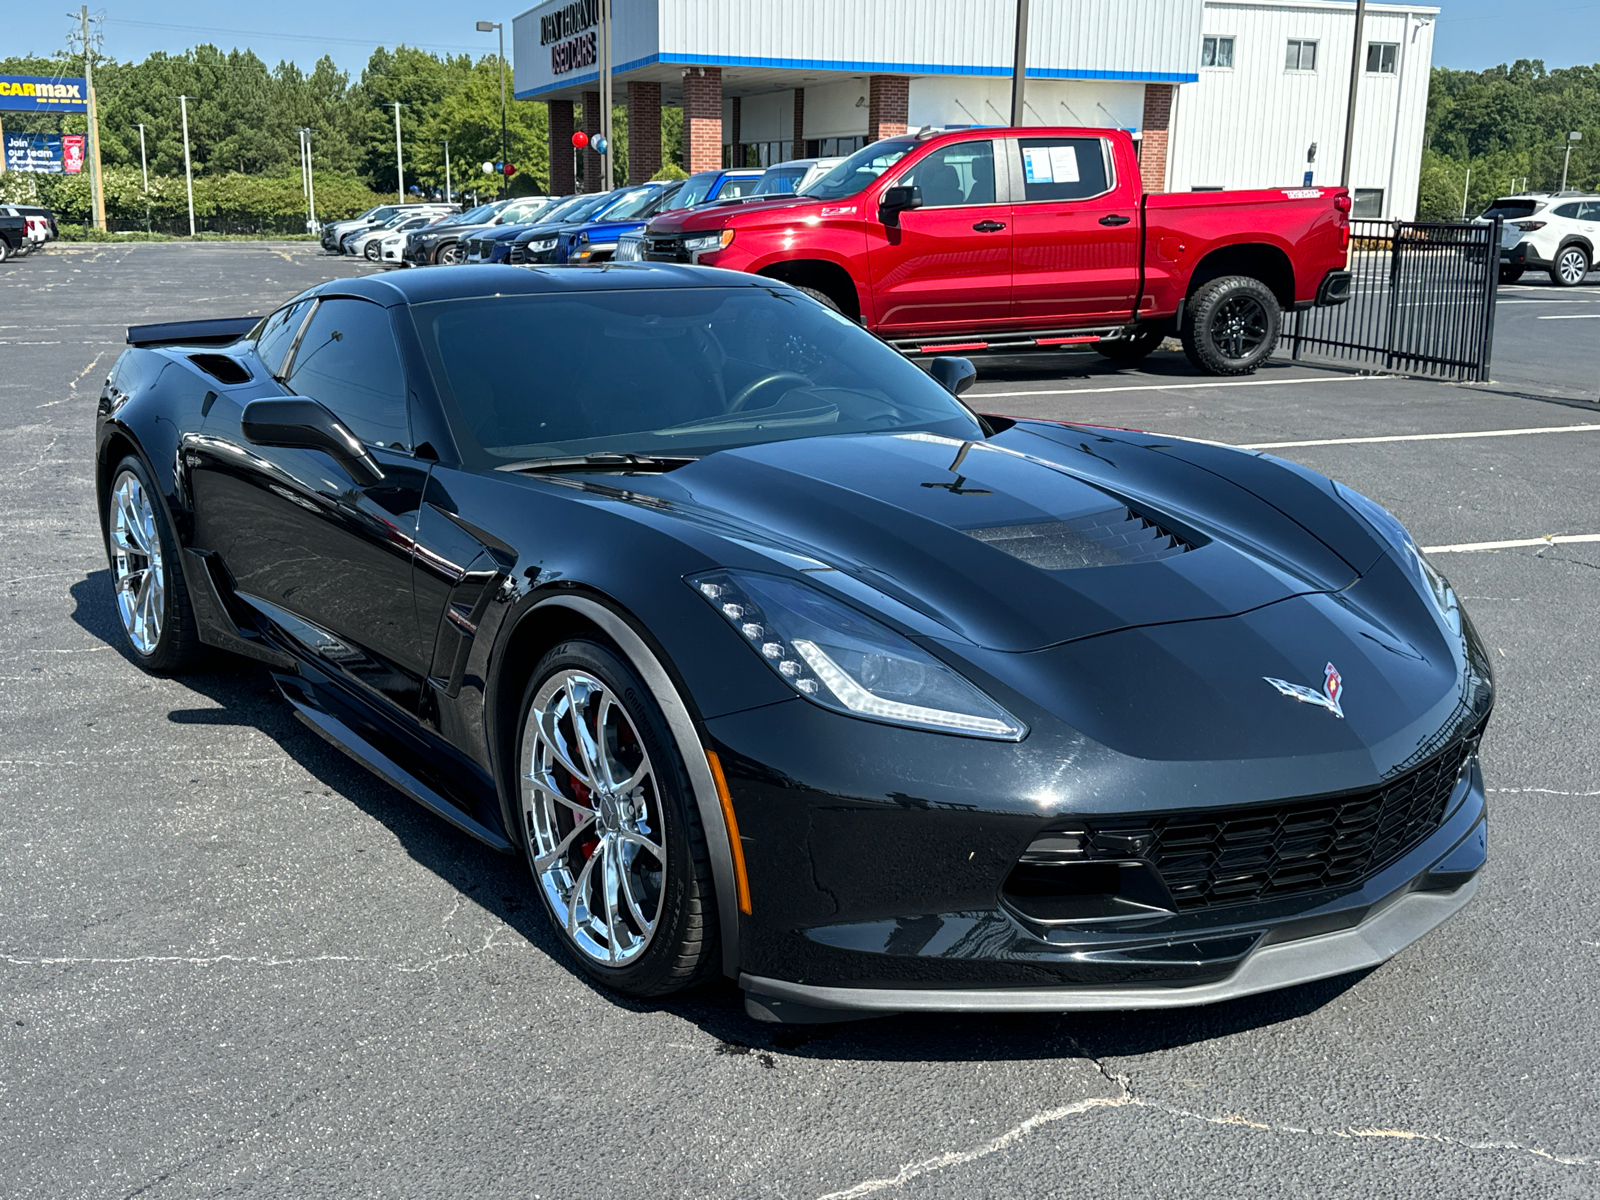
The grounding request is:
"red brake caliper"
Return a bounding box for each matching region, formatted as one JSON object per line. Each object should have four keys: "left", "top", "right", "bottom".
{"left": 571, "top": 776, "right": 599, "bottom": 859}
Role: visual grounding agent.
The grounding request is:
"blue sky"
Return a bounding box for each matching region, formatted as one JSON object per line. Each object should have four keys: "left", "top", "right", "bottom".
{"left": 8, "top": 1, "right": 1597, "bottom": 77}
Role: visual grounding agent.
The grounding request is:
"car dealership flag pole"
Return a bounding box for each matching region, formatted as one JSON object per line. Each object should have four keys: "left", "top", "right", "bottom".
{"left": 392, "top": 101, "right": 405, "bottom": 199}
{"left": 443, "top": 139, "right": 452, "bottom": 203}
{"left": 1340, "top": 0, "right": 1367, "bottom": 188}
{"left": 600, "top": 0, "right": 614, "bottom": 187}
{"left": 136, "top": 123, "right": 148, "bottom": 191}
{"left": 178, "top": 94, "right": 195, "bottom": 237}
{"left": 1009, "top": 0, "right": 1029, "bottom": 127}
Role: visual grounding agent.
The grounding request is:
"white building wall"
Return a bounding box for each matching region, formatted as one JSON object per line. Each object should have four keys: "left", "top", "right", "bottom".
{"left": 907, "top": 78, "right": 1146, "bottom": 132}
{"left": 1169, "top": 1, "right": 1435, "bottom": 218}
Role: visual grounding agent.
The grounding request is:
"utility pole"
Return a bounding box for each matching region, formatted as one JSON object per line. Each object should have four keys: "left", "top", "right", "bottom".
{"left": 305, "top": 128, "right": 317, "bottom": 231}
{"left": 476, "top": 20, "right": 509, "bottom": 198}
{"left": 1460, "top": 165, "right": 1470, "bottom": 219}
{"left": 599, "top": 0, "right": 613, "bottom": 186}
{"left": 1009, "top": 0, "right": 1030, "bottom": 126}
{"left": 178, "top": 94, "right": 196, "bottom": 236}
{"left": 1561, "top": 131, "right": 1581, "bottom": 191}
{"left": 1340, "top": 0, "right": 1367, "bottom": 188}
{"left": 75, "top": 5, "right": 107, "bottom": 230}
{"left": 392, "top": 100, "right": 405, "bottom": 199}
{"left": 443, "top": 140, "right": 452, "bottom": 203}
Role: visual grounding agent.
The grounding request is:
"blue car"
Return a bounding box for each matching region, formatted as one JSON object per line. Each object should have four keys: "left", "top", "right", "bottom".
{"left": 506, "top": 182, "right": 676, "bottom": 266}
{"left": 602, "top": 170, "right": 763, "bottom": 263}
{"left": 458, "top": 192, "right": 619, "bottom": 265}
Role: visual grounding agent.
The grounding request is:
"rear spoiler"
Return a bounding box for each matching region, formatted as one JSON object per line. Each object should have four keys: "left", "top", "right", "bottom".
{"left": 126, "top": 316, "right": 260, "bottom": 348}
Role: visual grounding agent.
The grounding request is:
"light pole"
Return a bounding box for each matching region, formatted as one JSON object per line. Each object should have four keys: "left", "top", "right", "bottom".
{"left": 476, "top": 21, "right": 508, "bottom": 198}
{"left": 392, "top": 100, "right": 406, "bottom": 199}
{"left": 178, "top": 94, "right": 195, "bottom": 237}
{"left": 135, "top": 123, "right": 148, "bottom": 192}
{"left": 1561, "top": 131, "right": 1581, "bottom": 192}
{"left": 443, "top": 139, "right": 452, "bottom": 203}
{"left": 1340, "top": 0, "right": 1368, "bottom": 188}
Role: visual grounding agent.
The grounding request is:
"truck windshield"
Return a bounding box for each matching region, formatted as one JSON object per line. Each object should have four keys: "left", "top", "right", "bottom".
{"left": 801, "top": 140, "right": 915, "bottom": 201}
{"left": 413, "top": 287, "right": 983, "bottom": 467}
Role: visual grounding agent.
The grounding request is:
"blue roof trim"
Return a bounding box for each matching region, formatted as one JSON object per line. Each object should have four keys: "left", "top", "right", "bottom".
{"left": 515, "top": 52, "right": 1196, "bottom": 98}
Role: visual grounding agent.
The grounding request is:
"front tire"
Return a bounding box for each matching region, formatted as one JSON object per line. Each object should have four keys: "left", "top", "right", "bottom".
{"left": 364, "top": 241, "right": 380, "bottom": 261}
{"left": 1096, "top": 325, "right": 1165, "bottom": 363}
{"left": 515, "top": 639, "right": 719, "bottom": 997}
{"left": 796, "top": 285, "right": 843, "bottom": 313}
{"left": 1550, "top": 244, "right": 1589, "bottom": 287}
{"left": 437, "top": 241, "right": 465, "bottom": 264}
{"left": 104, "top": 455, "right": 202, "bottom": 673}
{"left": 1181, "top": 275, "right": 1281, "bottom": 375}
{"left": 1499, "top": 265, "right": 1524, "bottom": 285}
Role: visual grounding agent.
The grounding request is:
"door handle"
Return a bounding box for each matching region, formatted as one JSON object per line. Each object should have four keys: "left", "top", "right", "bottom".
{"left": 972, "top": 220, "right": 1007, "bottom": 232}
{"left": 1099, "top": 214, "right": 1132, "bottom": 226}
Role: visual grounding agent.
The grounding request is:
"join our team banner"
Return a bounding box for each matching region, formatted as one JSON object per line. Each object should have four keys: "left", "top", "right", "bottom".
{"left": 0, "top": 76, "right": 89, "bottom": 112}
{"left": 4, "top": 133, "right": 86, "bottom": 174}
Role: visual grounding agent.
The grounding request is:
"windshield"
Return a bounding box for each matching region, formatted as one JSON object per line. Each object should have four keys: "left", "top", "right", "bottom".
{"left": 593, "top": 186, "right": 666, "bottom": 221}
{"left": 752, "top": 167, "right": 804, "bottom": 196}
{"left": 1480, "top": 199, "right": 1540, "bottom": 220}
{"left": 677, "top": 173, "right": 719, "bottom": 207}
{"left": 541, "top": 193, "right": 614, "bottom": 225}
{"left": 413, "top": 288, "right": 983, "bottom": 466}
{"left": 801, "top": 141, "right": 915, "bottom": 200}
{"left": 451, "top": 204, "right": 499, "bottom": 224}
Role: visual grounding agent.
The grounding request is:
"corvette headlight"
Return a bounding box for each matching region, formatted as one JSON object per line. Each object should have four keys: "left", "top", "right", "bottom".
{"left": 690, "top": 570, "right": 1026, "bottom": 740}
{"left": 525, "top": 236, "right": 558, "bottom": 252}
{"left": 683, "top": 230, "right": 734, "bottom": 253}
{"left": 1335, "top": 482, "right": 1461, "bottom": 635}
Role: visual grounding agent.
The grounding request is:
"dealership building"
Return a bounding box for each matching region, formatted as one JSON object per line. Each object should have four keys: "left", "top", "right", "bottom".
{"left": 513, "top": 0, "right": 1436, "bottom": 220}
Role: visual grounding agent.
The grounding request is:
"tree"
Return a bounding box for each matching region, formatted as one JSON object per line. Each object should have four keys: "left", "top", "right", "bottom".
{"left": 412, "top": 57, "right": 548, "bottom": 193}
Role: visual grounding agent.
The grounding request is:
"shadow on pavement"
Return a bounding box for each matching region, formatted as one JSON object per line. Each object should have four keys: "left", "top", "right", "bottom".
{"left": 70, "top": 569, "right": 1371, "bottom": 1064}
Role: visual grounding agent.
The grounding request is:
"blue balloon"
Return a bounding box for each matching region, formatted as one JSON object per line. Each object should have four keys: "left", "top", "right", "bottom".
{"left": 591, "top": 135, "right": 608, "bottom": 155}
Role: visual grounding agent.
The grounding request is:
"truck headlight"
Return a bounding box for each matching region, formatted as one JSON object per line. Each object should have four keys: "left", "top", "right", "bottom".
{"left": 525, "top": 236, "right": 558, "bottom": 253}
{"left": 690, "top": 570, "right": 1026, "bottom": 740}
{"left": 683, "top": 230, "right": 734, "bottom": 253}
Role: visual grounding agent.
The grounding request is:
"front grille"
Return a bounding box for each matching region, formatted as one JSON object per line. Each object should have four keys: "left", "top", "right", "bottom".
{"left": 614, "top": 235, "right": 642, "bottom": 261}
{"left": 508, "top": 244, "right": 528, "bottom": 265}
{"left": 1082, "top": 729, "right": 1481, "bottom": 911}
{"left": 641, "top": 235, "right": 689, "bottom": 262}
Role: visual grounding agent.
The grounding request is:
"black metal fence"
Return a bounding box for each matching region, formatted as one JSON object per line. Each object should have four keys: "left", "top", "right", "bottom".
{"left": 1281, "top": 218, "right": 1502, "bottom": 382}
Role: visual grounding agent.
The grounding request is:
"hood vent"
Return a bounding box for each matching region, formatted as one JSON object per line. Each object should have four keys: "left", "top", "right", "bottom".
{"left": 967, "top": 505, "right": 1192, "bottom": 572}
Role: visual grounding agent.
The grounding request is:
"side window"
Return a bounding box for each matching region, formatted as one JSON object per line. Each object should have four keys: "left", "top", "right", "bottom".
{"left": 1554, "top": 202, "right": 1583, "bottom": 219}
{"left": 900, "top": 141, "right": 997, "bottom": 207}
{"left": 1016, "top": 138, "right": 1112, "bottom": 203}
{"left": 254, "top": 299, "right": 313, "bottom": 378}
{"left": 719, "top": 177, "right": 759, "bottom": 199}
{"left": 284, "top": 299, "right": 410, "bottom": 450}
{"left": 1580, "top": 202, "right": 1600, "bottom": 221}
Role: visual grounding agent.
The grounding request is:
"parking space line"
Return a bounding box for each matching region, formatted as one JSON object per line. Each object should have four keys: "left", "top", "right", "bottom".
{"left": 1242, "top": 423, "right": 1600, "bottom": 449}
{"left": 1423, "top": 534, "right": 1600, "bottom": 554}
{"left": 973, "top": 375, "right": 1375, "bottom": 400}
{"left": 1536, "top": 313, "right": 1600, "bottom": 320}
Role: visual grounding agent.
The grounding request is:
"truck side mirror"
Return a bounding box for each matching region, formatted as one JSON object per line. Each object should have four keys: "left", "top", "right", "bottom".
{"left": 879, "top": 185, "right": 923, "bottom": 227}
{"left": 928, "top": 356, "right": 977, "bottom": 397}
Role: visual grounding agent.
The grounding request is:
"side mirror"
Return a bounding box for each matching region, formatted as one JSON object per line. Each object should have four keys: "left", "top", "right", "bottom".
{"left": 928, "top": 356, "right": 977, "bottom": 398}
{"left": 241, "top": 398, "right": 385, "bottom": 486}
{"left": 878, "top": 184, "right": 923, "bottom": 226}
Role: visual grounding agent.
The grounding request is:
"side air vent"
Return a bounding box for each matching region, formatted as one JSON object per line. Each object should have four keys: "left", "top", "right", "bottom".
{"left": 967, "top": 505, "right": 1192, "bottom": 571}
{"left": 188, "top": 354, "right": 252, "bottom": 385}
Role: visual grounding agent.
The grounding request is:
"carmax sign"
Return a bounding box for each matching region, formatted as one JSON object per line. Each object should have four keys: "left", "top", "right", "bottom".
{"left": 0, "top": 76, "right": 89, "bottom": 112}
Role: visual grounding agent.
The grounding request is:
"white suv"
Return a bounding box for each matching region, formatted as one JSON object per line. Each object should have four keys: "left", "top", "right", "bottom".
{"left": 1486, "top": 193, "right": 1600, "bottom": 287}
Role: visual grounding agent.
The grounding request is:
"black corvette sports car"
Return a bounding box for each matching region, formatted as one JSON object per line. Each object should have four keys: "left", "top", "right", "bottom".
{"left": 96, "top": 265, "right": 1492, "bottom": 1022}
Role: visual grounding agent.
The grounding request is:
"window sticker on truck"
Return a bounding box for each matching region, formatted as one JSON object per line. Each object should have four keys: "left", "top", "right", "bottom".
{"left": 1023, "top": 145, "right": 1080, "bottom": 184}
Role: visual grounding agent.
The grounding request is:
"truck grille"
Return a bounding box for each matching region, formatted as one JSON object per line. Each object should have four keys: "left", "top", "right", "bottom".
{"left": 641, "top": 235, "right": 689, "bottom": 263}
{"left": 1079, "top": 728, "right": 1481, "bottom": 911}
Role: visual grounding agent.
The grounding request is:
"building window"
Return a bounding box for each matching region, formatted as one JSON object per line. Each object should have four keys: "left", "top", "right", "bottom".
{"left": 1366, "top": 42, "right": 1398, "bottom": 73}
{"left": 1201, "top": 36, "right": 1235, "bottom": 68}
{"left": 1285, "top": 39, "right": 1318, "bottom": 71}
{"left": 1352, "top": 188, "right": 1384, "bottom": 218}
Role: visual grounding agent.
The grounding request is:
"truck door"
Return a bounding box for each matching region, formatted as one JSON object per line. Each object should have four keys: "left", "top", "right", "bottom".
{"left": 1006, "top": 135, "right": 1141, "bottom": 326}
{"left": 866, "top": 138, "right": 1011, "bottom": 332}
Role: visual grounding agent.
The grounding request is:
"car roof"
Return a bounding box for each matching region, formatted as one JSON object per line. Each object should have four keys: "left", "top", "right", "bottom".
{"left": 311, "top": 263, "right": 787, "bottom": 307}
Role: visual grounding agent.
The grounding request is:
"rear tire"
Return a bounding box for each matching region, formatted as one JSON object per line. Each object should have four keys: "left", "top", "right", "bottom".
{"left": 1498, "top": 265, "right": 1524, "bottom": 285}
{"left": 1180, "top": 275, "right": 1281, "bottom": 376}
{"left": 437, "top": 241, "right": 465, "bottom": 264}
{"left": 515, "top": 638, "right": 719, "bottom": 998}
{"left": 1096, "top": 325, "right": 1165, "bottom": 363}
{"left": 104, "top": 454, "right": 203, "bottom": 673}
{"left": 364, "top": 241, "right": 380, "bottom": 261}
{"left": 0, "top": 239, "right": 10, "bottom": 264}
{"left": 1550, "top": 244, "right": 1589, "bottom": 287}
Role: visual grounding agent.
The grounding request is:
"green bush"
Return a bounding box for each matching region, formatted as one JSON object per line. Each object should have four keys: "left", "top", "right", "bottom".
{"left": 651, "top": 163, "right": 689, "bottom": 182}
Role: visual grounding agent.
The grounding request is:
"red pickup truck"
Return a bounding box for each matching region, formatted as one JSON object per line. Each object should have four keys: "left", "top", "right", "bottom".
{"left": 639, "top": 127, "right": 1352, "bottom": 375}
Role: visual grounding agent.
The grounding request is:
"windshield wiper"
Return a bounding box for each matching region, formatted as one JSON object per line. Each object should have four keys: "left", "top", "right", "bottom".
{"left": 497, "top": 451, "right": 698, "bottom": 475}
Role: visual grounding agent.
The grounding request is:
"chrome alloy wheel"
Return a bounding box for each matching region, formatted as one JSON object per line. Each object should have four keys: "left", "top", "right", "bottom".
{"left": 1557, "top": 247, "right": 1588, "bottom": 285}
{"left": 521, "top": 670, "right": 666, "bottom": 965}
{"left": 109, "top": 469, "right": 165, "bottom": 655}
{"left": 1208, "top": 294, "right": 1269, "bottom": 360}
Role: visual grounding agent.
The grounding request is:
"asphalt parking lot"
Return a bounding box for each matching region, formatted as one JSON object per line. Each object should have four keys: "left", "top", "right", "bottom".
{"left": 3, "top": 242, "right": 1598, "bottom": 1199}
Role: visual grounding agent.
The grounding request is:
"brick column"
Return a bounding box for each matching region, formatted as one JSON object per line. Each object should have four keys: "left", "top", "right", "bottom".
{"left": 1139, "top": 84, "right": 1174, "bottom": 195}
{"left": 627, "top": 80, "right": 661, "bottom": 183}
{"left": 867, "top": 75, "right": 908, "bottom": 142}
{"left": 730, "top": 96, "right": 742, "bottom": 167}
{"left": 792, "top": 88, "right": 806, "bottom": 158}
{"left": 582, "top": 90, "right": 603, "bottom": 192}
{"left": 549, "top": 100, "right": 576, "bottom": 195}
{"left": 681, "top": 67, "right": 723, "bottom": 174}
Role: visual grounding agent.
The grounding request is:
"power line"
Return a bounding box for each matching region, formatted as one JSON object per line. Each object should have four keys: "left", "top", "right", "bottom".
{"left": 106, "top": 18, "right": 486, "bottom": 55}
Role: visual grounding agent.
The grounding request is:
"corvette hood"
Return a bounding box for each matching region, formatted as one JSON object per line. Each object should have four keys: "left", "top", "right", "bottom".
{"left": 620, "top": 428, "right": 1368, "bottom": 653}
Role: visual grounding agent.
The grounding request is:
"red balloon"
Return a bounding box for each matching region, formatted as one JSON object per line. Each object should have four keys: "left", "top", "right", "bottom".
{"left": 571, "top": 131, "right": 588, "bottom": 149}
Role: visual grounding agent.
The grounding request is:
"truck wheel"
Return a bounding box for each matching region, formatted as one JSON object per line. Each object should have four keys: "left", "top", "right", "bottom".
{"left": 1499, "top": 266, "right": 1524, "bottom": 285}
{"left": 1550, "top": 245, "right": 1589, "bottom": 287}
{"left": 0, "top": 239, "right": 10, "bottom": 264}
{"left": 796, "top": 285, "right": 843, "bottom": 314}
{"left": 1096, "top": 325, "right": 1165, "bottom": 363}
{"left": 1181, "top": 275, "right": 1281, "bottom": 376}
